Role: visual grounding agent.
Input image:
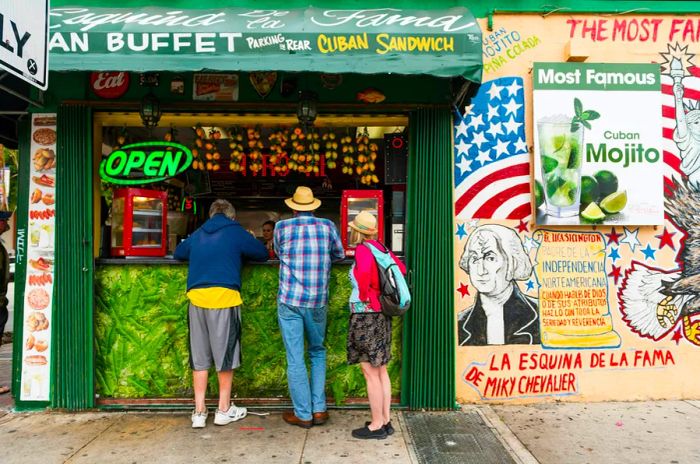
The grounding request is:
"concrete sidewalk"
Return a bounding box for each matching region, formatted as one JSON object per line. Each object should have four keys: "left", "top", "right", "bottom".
{"left": 1, "top": 401, "right": 698, "bottom": 464}
{"left": 2, "top": 340, "right": 700, "bottom": 464}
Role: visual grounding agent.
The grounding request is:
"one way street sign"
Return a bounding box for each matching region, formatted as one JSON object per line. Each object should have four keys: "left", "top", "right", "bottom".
{"left": 0, "top": 0, "right": 49, "bottom": 90}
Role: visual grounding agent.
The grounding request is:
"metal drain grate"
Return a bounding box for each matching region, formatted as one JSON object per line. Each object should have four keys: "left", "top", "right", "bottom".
{"left": 403, "top": 411, "right": 516, "bottom": 464}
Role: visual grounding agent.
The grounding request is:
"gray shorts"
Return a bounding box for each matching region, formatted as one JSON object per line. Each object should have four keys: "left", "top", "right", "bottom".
{"left": 188, "top": 303, "right": 242, "bottom": 371}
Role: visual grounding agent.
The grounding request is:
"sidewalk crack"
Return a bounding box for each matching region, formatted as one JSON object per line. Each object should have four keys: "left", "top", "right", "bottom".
{"left": 62, "top": 415, "right": 122, "bottom": 463}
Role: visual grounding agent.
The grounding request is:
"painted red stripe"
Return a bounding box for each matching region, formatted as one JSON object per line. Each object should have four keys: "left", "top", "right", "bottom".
{"left": 664, "top": 150, "right": 682, "bottom": 174}
{"left": 454, "top": 162, "right": 530, "bottom": 215}
{"left": 472, "top": 183, "right": 531, "bottom": 218}
{"left": 507, "top": 202, "right": 533, "bottom": 221}
{"left": 690, "top": 66, "right": 700, "bottom": 78}
{"left": 662, "top": 105, "right": 675, "bottom": 119}
{"left": 660, "top": 82, "right": 700, "bottom": 100}
{"left": 663, "top": 127, "right": 674, "bottom": 139}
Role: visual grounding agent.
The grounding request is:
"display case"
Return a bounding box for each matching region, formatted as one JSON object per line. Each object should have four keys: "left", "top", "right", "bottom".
{"left": 111, "top": 188, "right": 168, "bottom": 257}
{"left": 341, "top": 189, "right": 384, "bottom": 256}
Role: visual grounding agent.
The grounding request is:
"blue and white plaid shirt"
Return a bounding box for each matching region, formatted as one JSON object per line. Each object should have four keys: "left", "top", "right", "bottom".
{"left": 274, "top": 212, "right": 345, "bottom": 308}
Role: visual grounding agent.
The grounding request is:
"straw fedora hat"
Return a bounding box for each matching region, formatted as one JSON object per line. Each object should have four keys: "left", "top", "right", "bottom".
{"left": 349, "top": 210, "right": 378, "bottom": 235}
{"left": 285, "top": 186, "right": 322, "bottom": 211}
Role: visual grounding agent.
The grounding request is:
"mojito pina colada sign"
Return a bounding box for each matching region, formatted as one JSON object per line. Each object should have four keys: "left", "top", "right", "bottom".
{"left": 533, "top": 62, "right": 663, "bottom": 226}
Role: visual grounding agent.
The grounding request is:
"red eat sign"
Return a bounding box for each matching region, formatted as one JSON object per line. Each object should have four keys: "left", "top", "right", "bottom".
{"left": 90, "top": 72, "right": 130, "bottom": 99}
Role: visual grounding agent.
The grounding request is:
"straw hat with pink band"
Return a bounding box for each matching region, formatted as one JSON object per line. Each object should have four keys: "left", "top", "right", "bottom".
{"left": 285, "top": 186, "right": 321, "bottom": 211}
{"left": 349, "top": 210, "right": 378, "bottom": 236}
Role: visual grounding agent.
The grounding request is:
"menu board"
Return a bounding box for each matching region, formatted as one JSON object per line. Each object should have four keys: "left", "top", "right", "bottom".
{"left": 20, "top": 113, "right": 57, "bottom": 401}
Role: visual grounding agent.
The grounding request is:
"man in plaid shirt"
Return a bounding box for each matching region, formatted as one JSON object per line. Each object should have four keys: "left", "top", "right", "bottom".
{"left": 274, "top": 186, "right": 345, "bottom": 428}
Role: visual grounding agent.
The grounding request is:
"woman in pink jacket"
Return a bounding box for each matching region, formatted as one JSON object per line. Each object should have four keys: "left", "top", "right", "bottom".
{"left": 346, "top": 210, "right": 406, "bottom": 440}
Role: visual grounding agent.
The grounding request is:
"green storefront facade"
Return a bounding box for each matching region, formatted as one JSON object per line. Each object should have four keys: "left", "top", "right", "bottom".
{"left": 12, "top": 1, "right": 479, "bottom": 411}
{"left": 11, "top": 0, "right": 700, "bottom": 411}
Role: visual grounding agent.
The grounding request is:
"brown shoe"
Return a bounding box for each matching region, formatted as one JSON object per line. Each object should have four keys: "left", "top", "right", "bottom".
{"left": 312, "top": 411, "right": 329, "bottom": 425}
{"left": 282, "top": 411, "right": 312, "bottom": 429}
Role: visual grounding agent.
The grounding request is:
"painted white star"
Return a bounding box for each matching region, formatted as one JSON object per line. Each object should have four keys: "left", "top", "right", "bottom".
{"left": 621, "top": 227, "right": 641, "bottom": 251}
{"left": 455, "top": 120, "right": 469, "bottom": 138}
{"left": 486, "top": 122, "right": 504, "bottom": 138}
{"left": 503, "top": 97, "right": 523, "bottom": 116}
{"left": 523, "top": 236, "right": 540, "bottom": 253}
{"left": 455, "top": 139, "right": 472, "bottom": 156}
{"left": 493, "top": 138, "right": 511, "bottom": 158}
{"left": 503, "top": 115, "right": 523, "bottom": 135}
{"left": 513, "top": 137, "right": 528, "bottom": 154}
{"left": 506, "top": 80, "right": 523, "bottom": 96}
{"left": 486, "top": 82, "right": 504, "bottom": 100}
{"left": 471, "top": 131, "right": 488, "bottom": 149}
{"left": 468, "top": 219, "right": 480, "bottom": 230}
{"left": 463, "top": 103, "right": 475, "bottom": 115}
{"left": 487, "top": 103, "right": 500, "bottom": 120}
{"left": 468, "top": 113, "right": 485, "bottom": 131}
{"left": 475, "top": 149, "right": 492, "bottom": 165}
{"left": 456, "top": 155, "right": 472, "bottom": 175}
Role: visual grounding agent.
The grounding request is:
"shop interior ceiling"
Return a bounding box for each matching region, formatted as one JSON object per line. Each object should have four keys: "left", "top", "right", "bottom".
{"left": 0, "top": 72, "right": 34, "bottom": 149}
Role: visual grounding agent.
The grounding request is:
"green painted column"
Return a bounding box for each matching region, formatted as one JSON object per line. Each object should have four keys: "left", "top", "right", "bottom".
{"left": 53, "top": 104, "right": 95, "bottom": 409}
{"left": 402, "top": 107, "right": 456, "bottom": 409}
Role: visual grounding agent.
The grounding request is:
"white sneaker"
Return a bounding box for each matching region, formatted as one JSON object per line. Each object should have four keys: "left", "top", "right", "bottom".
{"left": 191, "top": 409, "right": 208, "bottom": 428}
{"left": 214, "top": 404, "right": 247, "bottom": 425}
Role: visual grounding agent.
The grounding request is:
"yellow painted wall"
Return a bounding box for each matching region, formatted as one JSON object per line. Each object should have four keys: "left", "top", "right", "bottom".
{"left": 455, "top": 14, "right": 700, "bottom": 403}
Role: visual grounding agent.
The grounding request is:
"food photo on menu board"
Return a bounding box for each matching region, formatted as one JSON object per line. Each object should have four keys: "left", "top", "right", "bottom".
{"left": 533, "top": 62, "right": 664, "bottom": 226}
{"left": 21, "top": 113, "right": 57, "bottom": 401}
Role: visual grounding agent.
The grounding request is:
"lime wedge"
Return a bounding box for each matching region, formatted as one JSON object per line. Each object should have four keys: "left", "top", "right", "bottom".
{"left": 581, "top": 202, "right": 605, "bottom": 222}
{"left": 600, "top": 191, "right": 627, "bottom": 214}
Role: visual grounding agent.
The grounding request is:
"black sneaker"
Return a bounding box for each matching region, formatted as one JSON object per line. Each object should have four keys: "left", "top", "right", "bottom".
{"left": 365, "top": 420, "right": 395, "bottom": 435}
{"left": 352, "top": 425, "right": 388, "bottom": 440}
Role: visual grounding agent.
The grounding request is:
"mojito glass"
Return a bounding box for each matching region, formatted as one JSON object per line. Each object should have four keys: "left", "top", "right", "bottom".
{"left": 537, "top": 121, "right": 584, "bottom": 218}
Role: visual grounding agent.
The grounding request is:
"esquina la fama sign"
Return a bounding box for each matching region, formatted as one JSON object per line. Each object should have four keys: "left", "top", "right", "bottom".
{"left": 99, "top": 141, "right": 193, "bottom": 185}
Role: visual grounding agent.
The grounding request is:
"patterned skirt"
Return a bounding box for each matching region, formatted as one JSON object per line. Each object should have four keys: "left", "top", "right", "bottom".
{"left": 346, "top": 312, "right": 392, "bottom": 367}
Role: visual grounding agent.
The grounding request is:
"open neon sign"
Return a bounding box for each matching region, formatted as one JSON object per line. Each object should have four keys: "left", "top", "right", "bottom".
{"left": 99, "top": 141, "right": 193, "bottom": 185}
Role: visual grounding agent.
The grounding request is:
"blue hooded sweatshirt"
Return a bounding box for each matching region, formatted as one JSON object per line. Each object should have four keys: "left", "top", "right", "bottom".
{"left": 174, "top": 214, "right": 268, "bottom": 291}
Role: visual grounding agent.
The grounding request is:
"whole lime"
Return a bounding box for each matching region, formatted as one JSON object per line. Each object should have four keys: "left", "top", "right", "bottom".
{"left": 580, "top": 175, "right": 600, "bottom": 206}
{"left": 594, "top": 170, "right": 619, "bottom": 198}
{"left": 535, "top": 181, "right": 544, "bottom": 209}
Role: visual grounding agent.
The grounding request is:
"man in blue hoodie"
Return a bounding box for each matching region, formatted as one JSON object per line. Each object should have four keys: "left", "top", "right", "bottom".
{"left": 174, "top": 199, "right": 268, "bottom": 428}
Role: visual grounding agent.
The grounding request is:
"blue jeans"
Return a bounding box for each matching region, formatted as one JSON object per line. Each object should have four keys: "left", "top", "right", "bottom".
{"left": 277, "top": 302, "right": 327, "bottom": 421}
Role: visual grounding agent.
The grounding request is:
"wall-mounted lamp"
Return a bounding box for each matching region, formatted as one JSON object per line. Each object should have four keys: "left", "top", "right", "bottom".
{"left": 139, "top": 90, "right": 162, "bottom": 129}
{"left": 296, "top": 91, "right": 318, "bottom": 127}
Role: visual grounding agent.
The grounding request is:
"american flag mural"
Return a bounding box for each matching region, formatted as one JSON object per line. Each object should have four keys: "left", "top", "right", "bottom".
{"left": 661, "top": 66, "right": 699, "bottom": 192}
{"left": 454, "top": 77, "right": 531, "bottom": 221}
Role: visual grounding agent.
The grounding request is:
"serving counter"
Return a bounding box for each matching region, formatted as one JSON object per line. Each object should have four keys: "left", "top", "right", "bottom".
{"left": 93, "top": 260, "right": 402, "bottom": 404}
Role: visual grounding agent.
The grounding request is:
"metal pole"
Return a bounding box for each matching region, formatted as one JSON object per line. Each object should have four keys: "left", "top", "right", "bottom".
{"left": 0, "top": 84, "right": 43, "bottom": 108}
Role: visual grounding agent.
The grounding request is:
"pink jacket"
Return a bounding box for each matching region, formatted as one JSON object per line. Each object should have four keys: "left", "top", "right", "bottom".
{"left": 353, "top": 240, "right": 406, "bottom": 312}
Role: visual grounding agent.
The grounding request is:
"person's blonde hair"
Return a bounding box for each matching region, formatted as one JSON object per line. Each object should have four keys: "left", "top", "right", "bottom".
{"left": 209, "top": 199, "right": 236, "bottom": 219}
{"left": 349, "top": 229, "right": 377, "bottom": 246}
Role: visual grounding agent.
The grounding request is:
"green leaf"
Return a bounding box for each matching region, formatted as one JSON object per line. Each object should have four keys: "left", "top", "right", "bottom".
{"left": 574, "top": 98, "right": 583, "bottom": 116}
{"left": 586, "top": 110, "right": 601, "bottom": 120}
{"left": 581, "top": 120, "right": 592, "bottom": 130}
{"left": 570, "top": 121, "right": 581, "bottom": 132}
{"left": 579, "top": 111, "right": 590, "bottom": 120}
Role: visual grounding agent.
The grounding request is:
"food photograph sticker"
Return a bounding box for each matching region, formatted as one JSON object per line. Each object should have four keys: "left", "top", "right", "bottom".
{"left": 533, "top": 62, "right": 663, "bottom": 226}
{"left": 20, "top": 113, "right": 57, "bottom": 401}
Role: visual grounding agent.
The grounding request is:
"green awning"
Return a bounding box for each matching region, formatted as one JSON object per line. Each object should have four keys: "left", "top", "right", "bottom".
{"left": 48, "top": 5, "right": 483, "bottom": 82}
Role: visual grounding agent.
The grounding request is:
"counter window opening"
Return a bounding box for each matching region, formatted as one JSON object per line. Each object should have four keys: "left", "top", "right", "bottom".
{"left": 92, "top": 113, "right": 410, "bottom": 259}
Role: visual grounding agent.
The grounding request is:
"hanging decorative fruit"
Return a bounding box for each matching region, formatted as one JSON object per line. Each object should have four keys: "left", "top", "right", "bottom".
{"left": 322, "top": 131, "right": 338, "bottom": 169}
{"left": 247, "top": 126, "right": 263, "bottom": 175}
{"left": 191, "top": 124, "right": 206, "bottom": 171}
{"left": 268, "top": 127, "right": 290, "bottom": 175}
{"left": 228, "top": 127, "right": 245, "bottom": 173}
{"left": 340, "top": 132, "right": 356, "bottom": 176}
